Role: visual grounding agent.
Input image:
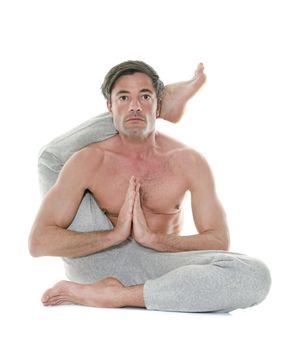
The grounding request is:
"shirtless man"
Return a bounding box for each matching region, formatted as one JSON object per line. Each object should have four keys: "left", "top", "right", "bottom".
{"left": 29, "top": 61, "right": 271, "bottom": 312}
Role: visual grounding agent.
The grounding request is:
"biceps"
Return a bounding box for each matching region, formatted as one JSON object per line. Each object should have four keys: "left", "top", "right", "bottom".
{"left": 191, "top": 189, "right": 226, "bottom": 232}
{"left": 186, "top": 151, "right": 227, "bottom": 233}
{"left": 35, "top": 184, "right": 85, "bottom": 228}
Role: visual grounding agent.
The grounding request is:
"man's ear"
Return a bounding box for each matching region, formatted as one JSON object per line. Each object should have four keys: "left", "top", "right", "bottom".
{"left": 156, "top": 101, "right": 161, "bottom": 119}
{"left": 107, "top": 101, "right": 112, "bottom": 114}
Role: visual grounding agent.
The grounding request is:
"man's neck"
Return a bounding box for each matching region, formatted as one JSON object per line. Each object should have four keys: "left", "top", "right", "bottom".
{"left": 117, "top": 132, "right": 159, "bottom": 158}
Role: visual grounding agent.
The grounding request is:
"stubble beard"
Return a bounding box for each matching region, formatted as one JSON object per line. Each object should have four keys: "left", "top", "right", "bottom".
{"left": 122, "top": 125, "right": 148, "bottom": 140}
{"left": 119, "top": 113, "right": 153, "bottom": 140}
{"left": 113, "top": 109, "right": 157, "bottom": 140}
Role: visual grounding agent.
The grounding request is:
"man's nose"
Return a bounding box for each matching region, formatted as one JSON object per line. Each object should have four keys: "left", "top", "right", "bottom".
{"left": 129, "top": 98, "right": 142, "bottom": 112}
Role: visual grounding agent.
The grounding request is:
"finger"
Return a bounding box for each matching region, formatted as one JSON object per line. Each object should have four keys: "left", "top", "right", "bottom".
{"left": 135, "top": 183, "right": 141, "bottom": 200}
{"left": 136, "top": 182, "right": 141, "bottom": 193}
{"left": 128, "top": 175, "right": 135, "bottom": 187}
{"left": 134, "top": 184, "right": 143, "bottom": 213}
{"left": 126, "top": 176, "right": 136, "bottom": 198}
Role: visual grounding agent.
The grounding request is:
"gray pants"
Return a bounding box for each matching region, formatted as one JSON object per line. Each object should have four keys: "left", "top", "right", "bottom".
{"left": 38, "top": 113, "right": 271, "bottom": 312}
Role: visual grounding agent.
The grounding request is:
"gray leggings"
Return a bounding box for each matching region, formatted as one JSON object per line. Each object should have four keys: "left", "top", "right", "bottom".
{"left": 38, "top": 113, "right": 271, "bottom": 312}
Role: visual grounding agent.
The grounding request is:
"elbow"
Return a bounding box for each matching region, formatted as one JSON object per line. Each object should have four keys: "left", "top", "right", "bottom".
{"left": 28, "top": 227, "right": 45, "bottom": 257}
{"left": 219, "top": 231, "right": 230, "bottom": 251}
{"left": 212, "top": 239, "right": 229, "bottom": 251}
{"left": 220, "top": 240, "right": 229, "bottom": 251}
{"left": 28, "top": 237, "right": 41, "bottom": 257}
{"left": 210, "top": 228, "right": 230, "bottom": 251}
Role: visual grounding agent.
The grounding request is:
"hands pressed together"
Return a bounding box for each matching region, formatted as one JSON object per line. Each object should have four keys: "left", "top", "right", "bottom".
{"left": 114, "top": 176, "right": 155, "bottom": 248}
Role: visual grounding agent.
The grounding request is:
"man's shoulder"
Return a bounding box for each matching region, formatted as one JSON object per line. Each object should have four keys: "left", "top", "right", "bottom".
{"left": 68, "top": 135, "right": 120, "bottom": 169}
{"left": 67, "top": 142, "right": 106, "bottom": 170}
{"left": 157, "top": 132, "right": 205, "bottom": 164}
{"left": 76, "top": 135, "right": 117, "bottom": 156}
{"left": 157, "top": 134, "right": 213, "bottom": 185}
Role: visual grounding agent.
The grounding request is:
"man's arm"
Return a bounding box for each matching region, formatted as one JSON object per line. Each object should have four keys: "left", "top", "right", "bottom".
{"left": 29, "top": 150, "right": 135, "bottom": 258}
{"left": 133, "top": 151, "right": 229, "bottom": 252}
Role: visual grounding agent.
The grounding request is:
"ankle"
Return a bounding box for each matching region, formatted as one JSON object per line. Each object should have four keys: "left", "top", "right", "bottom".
{"left": 121, "top": 284, "right": 145, "bottom": 308}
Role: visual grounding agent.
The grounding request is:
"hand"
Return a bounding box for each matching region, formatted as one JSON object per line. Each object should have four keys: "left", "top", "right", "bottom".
{"left": 114, "top": 176, "right": 136, "bottom": 243}
{"left": 132, "top": 182, "right": 154, "bottom": 248}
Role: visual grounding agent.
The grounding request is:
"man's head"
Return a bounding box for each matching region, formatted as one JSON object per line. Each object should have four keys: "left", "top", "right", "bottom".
{"left": 101, "top": 60, "right": 165, "bottom": 140}
{"left": 101, "top": 60, "right": 165, "bottom": 103}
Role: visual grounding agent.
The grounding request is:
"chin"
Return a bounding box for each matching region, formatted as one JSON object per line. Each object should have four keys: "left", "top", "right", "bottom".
{"left": 123, "top": 128, "right": 147, "bottom": 139}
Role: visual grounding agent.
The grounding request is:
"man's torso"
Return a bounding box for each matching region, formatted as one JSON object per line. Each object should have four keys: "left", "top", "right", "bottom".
{"left": 80, "top": 133, "right": 194, "bottom": 235}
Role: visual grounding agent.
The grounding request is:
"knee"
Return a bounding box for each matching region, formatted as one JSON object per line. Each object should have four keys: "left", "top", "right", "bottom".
{"left": 216, "top": 254, "right": 271, "bottom": 310}
{"left": 242, "top": 257, "right": 272, "bottom": 307}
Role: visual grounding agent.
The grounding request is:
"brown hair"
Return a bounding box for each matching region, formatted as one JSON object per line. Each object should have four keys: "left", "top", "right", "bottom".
{"left": 101, "top": 60, "right": 165, "bottom": 102}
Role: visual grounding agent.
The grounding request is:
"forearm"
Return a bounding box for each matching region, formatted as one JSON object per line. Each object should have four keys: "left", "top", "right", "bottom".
{"left": 29, "top": 226, "right": 123, "bottom": 258}
{"left": 146, "top": 231, "right": 229, "bottom": 252}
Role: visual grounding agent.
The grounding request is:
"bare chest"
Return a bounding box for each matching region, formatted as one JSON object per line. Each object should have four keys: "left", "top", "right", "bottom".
{"left": 89, "top": 153, "right": 187, "bottom": 216}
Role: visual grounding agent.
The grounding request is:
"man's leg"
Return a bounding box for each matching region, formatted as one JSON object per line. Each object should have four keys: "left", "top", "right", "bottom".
{"left": 160, "top": 63, "right": 206, "bottom": 122}
{"left": 38, "top": 112, "right": 117, "bottom": 196}
{"left": 41, "top": 251, "right": 271, "bottom": 312}
{"left": 143, "top": 253, "right": 271, "bottom": 312}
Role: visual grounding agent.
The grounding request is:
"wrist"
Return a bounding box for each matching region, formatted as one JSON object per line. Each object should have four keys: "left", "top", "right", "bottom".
{"left": 108, "top": 228, "right": 127, "bottom": 246}
{"left": 146, "top": 233, "right": 171, "bottom": 252}
{"left": 139, "top": 230, "right": 156, "bottom": 248}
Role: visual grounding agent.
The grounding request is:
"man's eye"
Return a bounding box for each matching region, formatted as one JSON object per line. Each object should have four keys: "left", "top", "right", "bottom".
{"left": 142, "top": 94, "right": 151, "bottom": 100}
{"left": 119, "top": 96, "right": 128, "bottom": 101}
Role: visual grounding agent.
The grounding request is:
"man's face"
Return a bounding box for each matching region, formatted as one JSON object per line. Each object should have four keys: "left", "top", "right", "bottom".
{"left": 107, "top": 72, "right": 160, "bottom": 140}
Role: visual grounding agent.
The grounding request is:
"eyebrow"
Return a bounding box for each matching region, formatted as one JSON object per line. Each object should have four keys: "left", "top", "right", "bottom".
{"left": 115, "top": 90, "right": 129, "bottom": 95}
{"left": 140, "top": 89, "right": 154, "bottom": 95}
{"left": 115, "top": 88, "right": 154, "bottom": 96}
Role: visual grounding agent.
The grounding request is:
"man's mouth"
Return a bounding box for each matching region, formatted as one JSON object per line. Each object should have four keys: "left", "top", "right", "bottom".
{"left": 126, "top": 117, "right": 145, "bottom": 122}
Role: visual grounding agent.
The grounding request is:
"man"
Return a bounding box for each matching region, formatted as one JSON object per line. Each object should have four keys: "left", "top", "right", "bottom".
{"left": 29, "top": 61, "right": 271, "bottom": 312}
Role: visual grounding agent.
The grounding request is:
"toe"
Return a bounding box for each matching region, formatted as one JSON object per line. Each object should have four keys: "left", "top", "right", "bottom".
{"left": 41, "top": 286, "right": 55, "bottom": 301}
{"left": 41, "top": 293, "right": 50, "bottom": 304}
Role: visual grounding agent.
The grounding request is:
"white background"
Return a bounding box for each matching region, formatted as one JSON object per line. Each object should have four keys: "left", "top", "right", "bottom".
{"left": 1, "top": 0, "right": 283, "bottom": 349}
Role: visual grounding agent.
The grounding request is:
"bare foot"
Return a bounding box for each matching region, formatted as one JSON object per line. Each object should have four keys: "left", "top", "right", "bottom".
{"left": 160, "top": 63, "right": 206, "bottom": 123}
{"left": 41, "top": 277, "right": 126, "bottom": 307}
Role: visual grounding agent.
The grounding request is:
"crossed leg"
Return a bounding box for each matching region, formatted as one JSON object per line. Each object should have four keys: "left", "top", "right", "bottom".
{"left": 41, "top": 250, "right": 271, "bottom": 312}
